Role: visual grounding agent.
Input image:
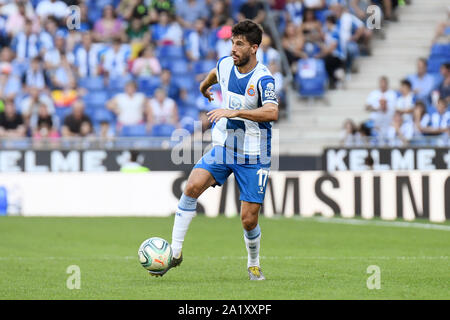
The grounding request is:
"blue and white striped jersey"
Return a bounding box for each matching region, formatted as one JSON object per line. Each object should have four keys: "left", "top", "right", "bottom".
{"left": 212, "top": 56, "right": 278, "bottom": 158}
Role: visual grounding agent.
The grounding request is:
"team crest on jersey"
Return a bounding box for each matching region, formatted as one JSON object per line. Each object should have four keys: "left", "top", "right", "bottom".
{"left": 247, "top": 84, "right": 256, "bottom": 96}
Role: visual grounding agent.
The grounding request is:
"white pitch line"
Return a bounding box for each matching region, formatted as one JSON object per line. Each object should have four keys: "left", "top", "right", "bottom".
{"left": 294, "top": 216, "right": 450, "bottom": 231}
{"left": 0, "top": 256, "right": 448, "bottom": 261}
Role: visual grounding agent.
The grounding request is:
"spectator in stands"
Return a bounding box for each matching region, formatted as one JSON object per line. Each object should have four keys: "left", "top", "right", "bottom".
{"left": 186, "top": 18, "right": 215, "bottom": 62}
{"left": 436, "top": 63, "right": 450, "bottom": 104}
{"left": 215, "top": 25, "right": 233, "bottom": 59}
{"left": 118, "top": 0, "right": 152, "bottom": 25}
{"left": 386, "top": 111, "right": 413, "bottom": 146}
{"left": 371, "top": 97, "right": 394, "bottom": 140}
{"left": 125, "top": 17, "right": 152, "bottom": 46}
{"left": 11, "top": 18, "right": 39, "bottom": 62}
{"left": 420, "top": 98, "right": 450, "bottom": 136}
{"left": 147, "top": 0, "right": 175, "bottom": 24}
{"left": 50, "top": 54, "right": 77, "bottom": 90}
{"left": 238, "top": 0, "right": 266, "bottom": 25}
{"left": 31, "top": 102, "right": 60, "bottom": 139}
{"left": 407, "top": 58, "right": 435, "bottom": 103}
{"left": 256, "top": 34, "right": 280, "bottom": 66}
{"left": 176, "top": 0, "right": 209, "bottom": 29}
{"left": 159, "top": 68, "right": 180, "bottom": 100}
{"left": 317, "top": 15, "right": 345, "bottom": 89}
{"left": 93, "top": 5, "right": 125, "bottom": 43}
{"left": 0, "top": 65, "right": 21, "bottom": 101}
{"left": 152, "top": 11, "right": 183, "bottom": 46}
{"left": 39, "top": 16, "right": 60, "bottom": 55}
{"left": 102, "top": 38, "right": 131, "bottom": 79}
{"left": 5, "top": 0, "right": 39, "bottom": 37}
{"left": 282, "top": 22, "right": 306, "bottom": 67}
{"left": 0, "top": 99, "right": 26, "bottom": 138}
{"left": 61, "top": 99, "right": 93, "bottom": 137}
{"left": 107, "top": 80, "right": 147, "bottom": 126}
{"left": 36, "top": 0, "right": 68, "bottom": 21}
{"left": 410, "top": 100, "right": 427, "bottom": 143}
{"left": 210, "top": 0, "right": 233, "bottom": 29}
{"left": 340, "top": 118, "right": 362, "bottom": 146}
{"left": 147, "top": 88, "right": 179, "bottom": 130}
{"left": 395, "top": 79, "right": 415, "bottom": 123}
{"left": 22, "top": 56, "right": 49, "bottom": 92}
{"left": 20, "top": 86, "right": 55, "bottom": 126}
{"left": 285, "top": 0, "right": 305, "bottom": 27}
{"left": 299, "top": 8, "right": 323, "bottom": 43}
{"left": 71, "top": 32, "right": 101, "bottom": 78}
{"left": 44, "top": 35, "right": 66, "bottom": 72}
{"left": 98, "top": 120, "right": 115, "bottom": 140}
{"left": 366, "top": 76, "right": 397, "bottom": 115}
{"left": 329, "top": 2, "right": 370, "bottom": 69}
{"left": 131, "top": 44, "right": 162, "bottom": 77}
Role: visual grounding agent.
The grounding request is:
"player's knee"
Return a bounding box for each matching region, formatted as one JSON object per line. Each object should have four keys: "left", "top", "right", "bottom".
{"left": 184, "top": 181, "right": 202, "bottom": 198}
{"left": 241, "top": 214, "right": 257, "bottom": 231}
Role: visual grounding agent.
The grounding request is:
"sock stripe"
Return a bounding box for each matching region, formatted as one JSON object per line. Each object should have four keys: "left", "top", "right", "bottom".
{"left": 177, "top": 206, "right": 196, "bottom": 212}
{"left": 244, "top": 232, "right": 261, "bottom": 240}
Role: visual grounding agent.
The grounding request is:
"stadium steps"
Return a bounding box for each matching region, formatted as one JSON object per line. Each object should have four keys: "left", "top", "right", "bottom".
{"left": 275, "top": 0, "right": 449, "bottom": 155}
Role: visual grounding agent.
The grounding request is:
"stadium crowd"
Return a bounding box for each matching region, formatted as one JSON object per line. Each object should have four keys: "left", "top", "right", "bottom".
{"left": 341, "top": 6, "right": 450, "bottom": 147}
{"left": 0, "top": 0, "right": 447, "bottom": 148}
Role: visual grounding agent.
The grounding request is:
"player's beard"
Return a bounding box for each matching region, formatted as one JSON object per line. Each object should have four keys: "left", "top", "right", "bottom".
{"left": 234, "top": 52, "right": 251, "bottom": 67}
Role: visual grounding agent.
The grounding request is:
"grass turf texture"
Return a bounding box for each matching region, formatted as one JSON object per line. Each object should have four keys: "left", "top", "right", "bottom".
{"left": 0, "top": 216, "right": 448, "bottom": 300}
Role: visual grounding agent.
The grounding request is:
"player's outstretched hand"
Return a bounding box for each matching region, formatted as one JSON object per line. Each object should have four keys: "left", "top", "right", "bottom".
{"left": 207, "top": 109, "right": 239, "bottom": 123}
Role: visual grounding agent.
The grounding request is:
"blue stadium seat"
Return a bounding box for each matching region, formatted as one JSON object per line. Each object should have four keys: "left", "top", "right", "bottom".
{"left": 172, "top": 75, "right": 196, "bottom": 90}
{"left": 83, "top": 90, "right": 109, "bottom": 109}
{"left": 157, "top": 45, "right": 186, "bottom": 60}
{"left": 54, "top": 107, "right": 73, "bottom": 127}
{"left": 427, "top": 55, "right": 450, "bottom": 73}
{"left": 170, "top": 59, "right": 190, "bottom": 76}
{"left": 193, "top": 60, "right": 216, "bottom": 75}
{"left": 137, "top": 76, "right": 161, "bottom": 96}
{"left": 92, "top": 108, "right": 115, "bottom": 124}
{"left": 78, "top": 76, "right": 105, "bottom": 91}
{"left": 0, "top": 186, "right": 7, "bottom": 216}
{"left": 108, "top": 76, "right": 131, "bottom": 93}
{"left": 430, "top": 43, "right": 450, "bottom": 57}
{"left": 151, "top": 124, "right": 176, "bottom": 137}
{"left": 120, "top": 124, "right": 148, "bottom": 137}
{"left": 296, "top": 58, "right": 327, "bottom": 97}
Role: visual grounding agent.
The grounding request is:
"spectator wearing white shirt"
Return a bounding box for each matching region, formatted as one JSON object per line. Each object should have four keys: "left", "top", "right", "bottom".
{"left": 256, "top": 34, "right": 280, "bottom": 67}
{"left": 107, "top": 81, "right": 147, "bottom": 126}
{"left": 420, "top": 98, "right": 450, "bottom": 136}
{"left": 371, "top": 97, "right": 394, "bottom": 141}
{"left": 366, "top": 76, "right": 397, "bottom": 115}
{"left": 386, "top": 111, "right": 414, "bottom": 147}
{"left": 20, "top": 86, "right": 55, "bottom": 123}
{"left": 147, "top": 88, "right": 179, "bottom": 130}
{"left": 21, "top": 56, "right": 49, "bottom": 92}
{"left": 407, "top": 58, "right": 436, "bottom": 103}
{"left": 395, "top": 79, "right": 415, "bottom": 123}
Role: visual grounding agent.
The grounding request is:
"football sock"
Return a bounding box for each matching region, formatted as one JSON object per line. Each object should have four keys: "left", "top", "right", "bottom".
{"left": 171, "top": 193, "right": 197, "bottom": 258}
{"left": 244, "top": 224, "right": 261, "bottom": 268}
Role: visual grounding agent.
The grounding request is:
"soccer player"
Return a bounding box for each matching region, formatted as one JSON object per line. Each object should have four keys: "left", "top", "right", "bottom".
{"left": 149, "top": 20, "right": 278, "bottom": 280}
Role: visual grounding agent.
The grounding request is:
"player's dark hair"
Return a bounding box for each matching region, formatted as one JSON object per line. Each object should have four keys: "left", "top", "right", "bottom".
{"left": 231, "top": 19, "right": 263, "bottom": 46}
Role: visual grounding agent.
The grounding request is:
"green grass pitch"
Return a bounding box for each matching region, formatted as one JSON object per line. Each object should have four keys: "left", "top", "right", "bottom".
{"left": 0, "top": 216, "right": 448, "bottom": 300}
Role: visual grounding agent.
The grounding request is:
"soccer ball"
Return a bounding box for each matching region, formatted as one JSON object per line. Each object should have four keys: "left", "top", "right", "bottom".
{"left": 138, "top": 237, "right": 172, "bottom": 272}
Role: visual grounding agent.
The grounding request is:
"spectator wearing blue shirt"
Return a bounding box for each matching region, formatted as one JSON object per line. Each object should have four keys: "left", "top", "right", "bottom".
{"left": 420, "top": 98, "right": 450, "bottom": 137}
{"left": 185, "top": 18, "right": 215, "bottom": 62}
{"left": 176, "top": 0, "right": 208, "bottom": 29}
{"left": 407, "top": 58, "right": 435, "bottom": 104}
{"left": 11, "top": 18, "right": 40, "bottom": 63}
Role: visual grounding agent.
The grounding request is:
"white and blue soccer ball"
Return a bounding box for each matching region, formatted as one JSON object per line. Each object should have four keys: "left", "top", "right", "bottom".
{"left": 138, "top": 237, "right": 173, "bottom": 272}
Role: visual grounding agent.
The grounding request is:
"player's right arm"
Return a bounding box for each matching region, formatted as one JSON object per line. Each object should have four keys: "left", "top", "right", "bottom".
{"left": 199, "top": 68, "right": 218, "bottom": 103}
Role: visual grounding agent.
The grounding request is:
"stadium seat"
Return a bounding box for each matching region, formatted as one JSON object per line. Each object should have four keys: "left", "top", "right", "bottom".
{"left": 170, "top": 59, "right": 190, "bottom": 76}
{"left": 0, "top": 186, "right": 7, "bottom": 215}
{"left": 427, "top": 55, "right": 450, "bottom": 73}
{"left": 157, "top": 45, "right": 186, "bottom": 60}
{"left": 108, "top": 75, "right": 132, "bottom": 93}
{"left": 120, "top": 124, "right": 149, "bottom": 137}
{"left": 78, "top": 76, "right": 105, "bottom": 91}
{"left": 151, "top": 124, "right": 176, "bottom": 137}
{"left": 430, "top": 43, "right": 450, "bottom": 57}
{"left": 54, "top": 107, "right": 73, "bottom": 127}
{"left": 83, "top": 90, "right": 109, "bottom": 109}
{"left": 172, "top": 75, "right": 196, "bottom": 90}
{"left": 295, "top": 58, "right": 327, "bottom": 97}
{"left": 193, "top": 60, "right": 216, "bottom": 75}
{"left": 137, "top": 76, "right": 161, "bottom": 96}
